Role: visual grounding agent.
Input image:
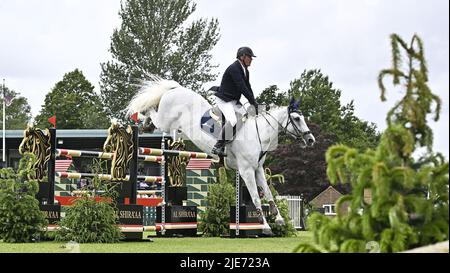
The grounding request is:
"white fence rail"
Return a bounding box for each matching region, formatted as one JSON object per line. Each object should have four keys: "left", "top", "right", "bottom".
{"left": 277, "top": 195, "right": 305, "bottom": 230}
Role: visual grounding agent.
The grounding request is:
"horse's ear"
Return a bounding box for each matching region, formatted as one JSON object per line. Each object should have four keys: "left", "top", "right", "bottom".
{"left": 289, "top": 97, "right": 296, "bottom": 108}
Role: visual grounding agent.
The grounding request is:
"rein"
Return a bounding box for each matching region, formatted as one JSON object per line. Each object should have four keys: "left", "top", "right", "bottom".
{"left": 261, "top": 108, "right": 310, "bottom": 140}
{"left": 254, "top": 107, "right": 310, "bottom": 162}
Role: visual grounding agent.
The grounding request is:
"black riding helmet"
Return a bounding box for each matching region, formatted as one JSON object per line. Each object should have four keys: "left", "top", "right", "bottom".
{"left": 236, "top": 47, "right": 256, "bottom": 58}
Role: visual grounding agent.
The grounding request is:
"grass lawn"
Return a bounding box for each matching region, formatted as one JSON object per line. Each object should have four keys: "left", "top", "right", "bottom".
{"left": 0, "top": 231, "right": 312, "bottom": 253}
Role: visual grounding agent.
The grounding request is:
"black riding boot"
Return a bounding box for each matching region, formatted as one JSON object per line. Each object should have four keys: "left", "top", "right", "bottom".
{"left": 211, "top": 122, "right": 232, "bottom": 157}
{"left": 211, "top": 139, "right": 227, "bottom": 157}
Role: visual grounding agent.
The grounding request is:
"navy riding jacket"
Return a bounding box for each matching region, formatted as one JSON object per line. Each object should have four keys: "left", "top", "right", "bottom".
{"left": 216, "top": 60, "right": 257, "bottom": 106}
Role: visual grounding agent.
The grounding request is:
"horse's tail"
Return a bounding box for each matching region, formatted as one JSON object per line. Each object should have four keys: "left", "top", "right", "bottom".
{"left": 126, "top": 76, "right": 181, "bottom": 116}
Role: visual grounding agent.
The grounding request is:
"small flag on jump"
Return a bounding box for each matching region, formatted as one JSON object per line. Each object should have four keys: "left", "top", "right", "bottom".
{"left": 131, "top": 112, "right": 139, "bottom": 123}
{"left": 48, "top": 115, "right": 56, "bottom": 128}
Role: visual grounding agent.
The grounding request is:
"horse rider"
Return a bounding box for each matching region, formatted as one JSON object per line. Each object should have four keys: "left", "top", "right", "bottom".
{"left": 211, "top": 46, "right": 258, "bottom": 157}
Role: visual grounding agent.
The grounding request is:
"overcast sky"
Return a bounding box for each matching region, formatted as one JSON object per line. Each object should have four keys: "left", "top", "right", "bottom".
{"left": 1, "top": 0, "right": 448, "bottom": 158}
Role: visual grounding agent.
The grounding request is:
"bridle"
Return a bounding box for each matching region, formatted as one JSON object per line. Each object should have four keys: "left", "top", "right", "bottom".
{"left": 285, "top": 109, "right": 311, "bottom": 140}
{"left": 254, "top": 106, "right": 311, "bottom": 162}
{"left": 260, "top": 107, "right": 311, "bottom": 141}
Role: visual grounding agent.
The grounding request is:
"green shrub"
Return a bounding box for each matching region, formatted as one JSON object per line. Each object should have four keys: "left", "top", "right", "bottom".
{"left": 0, "top": 154, "right": 48, "bottom": 243}
{"left": 198, "top": 167, "right": 235, "bottom": 237}
{"left": 54, "top": 197, "right": 122, "bottom": 243}
{"left": 54, "top": 159, "right": 122, "bottom": 243}
{"left": 265, "top": 197, "right": 297, "bottom": 237}
{"left": 199, "top": 167, "right": 297, "bottom": 237}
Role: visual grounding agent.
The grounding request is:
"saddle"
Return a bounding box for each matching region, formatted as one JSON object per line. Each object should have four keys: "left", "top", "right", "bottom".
{"left": 200, "top": 86, "right": 247, "bottom": 141}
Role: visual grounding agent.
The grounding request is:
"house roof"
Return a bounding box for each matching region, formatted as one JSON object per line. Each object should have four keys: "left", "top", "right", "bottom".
{"left": 309, "top": 185, "right": 343, "bottom": 204}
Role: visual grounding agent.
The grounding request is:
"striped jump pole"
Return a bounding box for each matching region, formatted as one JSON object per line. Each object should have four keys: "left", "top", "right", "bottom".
{"left": 138, "top": 155, "right": 163, "bottom": 163}
{"left": 137, "top": 190, "right": 162, "bottom": 195}
{"left": 56, "top": 172, "right": 163, "bottom": 183}
{"left": 57, "top": 149, "right": 114, "bottom": 159}
{"left": 121, "top": 223, "right": 197, "bottom": 232}
{"left": 139, "top": 147, "right": 213, "bottom": 159}
{"left": 57, "top": 148, "right": 162, "bottom": 163}
{"left": 70, "top": 190, "right": 162, "bottom": 196}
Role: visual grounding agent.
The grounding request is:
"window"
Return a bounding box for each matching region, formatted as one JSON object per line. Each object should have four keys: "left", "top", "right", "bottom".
{"left": 323, "top": 204, "right": 336, "bottom": 215}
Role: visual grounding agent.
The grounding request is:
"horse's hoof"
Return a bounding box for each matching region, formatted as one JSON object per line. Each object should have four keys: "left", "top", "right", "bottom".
{"left": 256, "top": 209, "right": 264, "bottom": 224}
{"left": 269, "top": 201, "right": 278, "bottom": 216}
{"left": 262, "top": 228, "right": 273, "bottom": 236}
{"left": 275, "top": 218, "right": 285, "bottom": 226}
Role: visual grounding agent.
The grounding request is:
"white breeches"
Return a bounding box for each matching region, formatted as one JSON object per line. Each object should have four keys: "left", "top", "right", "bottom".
{"left": 215, "top": 97, "right": 245, "bottom": 127}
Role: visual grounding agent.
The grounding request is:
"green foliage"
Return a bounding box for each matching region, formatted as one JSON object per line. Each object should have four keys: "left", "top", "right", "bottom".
{"left": 199, "top": 167, "right": 296, "bottom": 237}
{"left": 198, "top": 167, "right": 234, "bottom": 237}
{"left": 295, "top": 34, "right": 449, "bottom": 253}
{"left": 287, "top": 70, "right": 342, "bottom": 132}
{"left": 263, "top": 170, "right": 297, "bottom": 237}
{"left": 266, "top": 197, "right": 297, "bottom": 237}
{"left": 379, "top": 34, "right": 442, "bottom": 151}
{"left": 54, "top": 159, "right": 122, "bottom": 243}
{"left": 1, "top": 86, "right": 32, "bottom": 129}
{"left": 100, "top": 0, "right": 220, "bottom": 120}
{"left": 257, "top": 85, "right": 286, "bottom": 110}
{"left": 54, "top": 197, "right": 122, "bottom": 243}
{"left": 0, "top": 154, "right": 48, "bottom": 243}
{"left": 35, "top": 69, "right": 110, "bottom": 129}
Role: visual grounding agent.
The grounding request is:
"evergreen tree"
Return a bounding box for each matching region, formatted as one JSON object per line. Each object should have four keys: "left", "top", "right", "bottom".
{"left": 1, "top": 86, "right": 32, "bottom": 129}
{"left": 0, "top": 154, "right": 48, "bottom": 243}
{"left": 198, "top": 167, "right": 235, "bottom": 237}
{"left": 35, "top": 69, "right": 109, "bottom": 129}
{"left": 100, "top": 0, "right": 220, "bottom": 121}
{"left": 295, "top": 34, "right": 449, "bottom": 253}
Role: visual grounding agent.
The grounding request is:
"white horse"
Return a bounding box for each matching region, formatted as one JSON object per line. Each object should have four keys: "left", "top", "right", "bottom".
{"left": 127, "top": 77, "right": 315, "bottom": 235}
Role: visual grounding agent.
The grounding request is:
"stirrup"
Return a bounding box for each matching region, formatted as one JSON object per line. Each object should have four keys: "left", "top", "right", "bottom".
{"left": 211, "top": 146, "right": 227, "bottom": 157}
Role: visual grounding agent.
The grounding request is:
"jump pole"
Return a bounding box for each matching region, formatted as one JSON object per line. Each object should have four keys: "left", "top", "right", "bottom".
{"left": 160, "top": 131, "right": 167, "bottom": 235}
{"left": 235, "top": 170, "right": 240, "bottom": 237}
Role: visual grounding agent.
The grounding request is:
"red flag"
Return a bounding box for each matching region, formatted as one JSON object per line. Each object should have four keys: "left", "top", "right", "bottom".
{"left": 131, "top": 112, "right": 139, "bottom": 123}
{"left": 48, "top": 115, "right": 56, "bottom": 128}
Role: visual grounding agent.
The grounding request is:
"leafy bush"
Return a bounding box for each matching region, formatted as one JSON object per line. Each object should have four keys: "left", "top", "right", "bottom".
{"left": 0, "top": 154, "right": 48, "bottom": 243}
{"left": 54, "top": 197, "right": 122, "bottom": 243}
{"left": 263, "top": 169, "right": 297, "bottom": 237}
{"left": 198, "top": 167, "right": 234, "bottom": 237}
{"left": 199, "top": 167, "right": 297, "bottom": 237}
{"left": 54, "top": 159, "right": 122, "bottom": 243}
{"left": 265, "top": 197, "right": 297, "bottom": 237}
